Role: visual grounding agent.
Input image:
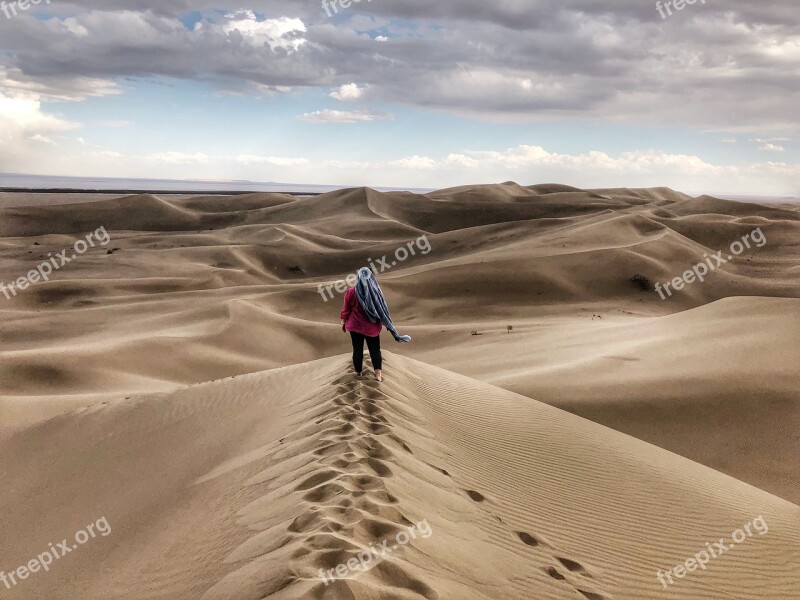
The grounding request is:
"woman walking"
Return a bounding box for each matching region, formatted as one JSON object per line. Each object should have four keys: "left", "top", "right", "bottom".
{"left": 340, "top": 267, "right": 411, "bottom": 382}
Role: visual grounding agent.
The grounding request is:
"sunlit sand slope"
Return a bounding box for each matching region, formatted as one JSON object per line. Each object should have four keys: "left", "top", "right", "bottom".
{"left": 0, "top": 354, "right": 797, "bottom": 599}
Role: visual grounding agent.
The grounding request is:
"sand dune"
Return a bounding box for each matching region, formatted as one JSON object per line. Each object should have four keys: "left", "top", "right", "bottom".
{"left": 411, "top": 296, "right": 800, "bottom": 503}
{"left": 1, "top": 353, "right": 797, "bottom": 599}
{"left": 0, "top": 183, "right": 798, "bottom": 597}
{"left": 667, "top": 195, "right": 800, "bottom": 221}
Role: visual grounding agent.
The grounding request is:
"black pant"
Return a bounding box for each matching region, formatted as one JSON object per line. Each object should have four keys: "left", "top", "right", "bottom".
{"left": 350, "top": 332, "right": 382, "bottom": 373}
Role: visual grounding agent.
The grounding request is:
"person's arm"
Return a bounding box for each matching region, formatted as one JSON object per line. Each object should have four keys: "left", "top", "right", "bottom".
{"left": 340, "top": 288, "right": 353, "bottom": 330}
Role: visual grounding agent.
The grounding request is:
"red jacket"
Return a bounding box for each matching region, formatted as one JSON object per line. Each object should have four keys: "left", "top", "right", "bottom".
{"left": 341, "top": 287, "right": 382, "bottom": 337}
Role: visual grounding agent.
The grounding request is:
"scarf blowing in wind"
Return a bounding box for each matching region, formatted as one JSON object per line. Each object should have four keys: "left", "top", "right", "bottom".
{"left": 354, "top": 267, "right": 412, "bottom": 343}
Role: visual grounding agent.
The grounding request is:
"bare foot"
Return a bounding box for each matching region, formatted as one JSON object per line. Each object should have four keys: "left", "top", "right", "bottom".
{"left": 374, "top": 369, "right": 383, "bottom": 382}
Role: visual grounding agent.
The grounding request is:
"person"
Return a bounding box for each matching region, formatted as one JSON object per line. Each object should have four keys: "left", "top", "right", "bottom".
{"left": 340, "top": 267, "right": 411, "bottom": 382}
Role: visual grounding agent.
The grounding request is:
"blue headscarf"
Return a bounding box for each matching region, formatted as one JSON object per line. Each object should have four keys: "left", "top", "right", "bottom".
{"left": 354, "top": 267, "right": 411, "bottom": 343}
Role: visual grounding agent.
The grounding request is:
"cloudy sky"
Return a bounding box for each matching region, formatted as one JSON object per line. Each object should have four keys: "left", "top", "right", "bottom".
{"left": 1, "top": 0, "right": 798, "bottom": 194}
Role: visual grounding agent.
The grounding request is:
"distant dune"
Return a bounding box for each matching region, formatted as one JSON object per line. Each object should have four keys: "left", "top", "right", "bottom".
{"left": 0, "top": 184, "right": 798, "bottom": 598}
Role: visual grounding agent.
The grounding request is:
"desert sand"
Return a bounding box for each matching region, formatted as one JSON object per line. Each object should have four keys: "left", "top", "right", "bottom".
{"left": 0, "top": 183, "right": 798, "bottom": 599}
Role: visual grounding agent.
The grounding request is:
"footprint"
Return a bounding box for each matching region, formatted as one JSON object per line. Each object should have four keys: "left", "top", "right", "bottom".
{"left": 516, "top": 531, "right": 540, "bottom": 547}
{"left": 367, "top": 414, "right": 390, "bottom": 425}
{"left": 338, "top": 412, "right": 359, "bottom": 423}
{"left": 313, "top": 441, "right": 351, "bottom": 457}
{"left": 334, "top": 422, "right": 356, "bottom": 435}
{"left": 557, "top": 557, "right": 588, "bottom": 574}
{"left": 325, "top": 458, "right": 353, "bottom": 470}
{"left": 287, "top": 512, "right": 321, "bottom": 533}
{"left": 465, "top": 490, "right": 485, "bottom": 502}
{"left": 369, "top": 490, "right": 399, "bottom": 504}
{"left": 294, "top": 470, "right": 340, "bottom": 491}
{"left": 365, "top": 458, "right": 393, "bottom": 477}
{"left": 359, "top": 401, "right": 380, "bottom": 415}
{"left": 545, "top": 566, "right": 566, "bottom": 581}
{"left": 347, "top": 474, "right": 383, "bottom": 491}
{"left": 302, "top": 483, "right": 346, "bottom": 503}
{"left": 354, "top": 437, "right": 392, "bottom": 460}
{"left": 226, "top": 369, "right": 458, "bottom": 599}
{"left": 371, "top": 560, "right": 438, "bottom": 600}
{"left": 366, "top": 423, "right": 391, "bottom": 435}
{"left": 578, "top": 591, "right": 606, "bottom": 600}
{"left": 359, "top": 517, "right": 403, "bottom": 539}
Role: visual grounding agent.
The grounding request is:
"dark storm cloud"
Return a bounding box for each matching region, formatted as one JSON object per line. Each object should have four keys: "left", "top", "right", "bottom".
{"left": 0, "top": 0, "right": 798, "bottom": 129}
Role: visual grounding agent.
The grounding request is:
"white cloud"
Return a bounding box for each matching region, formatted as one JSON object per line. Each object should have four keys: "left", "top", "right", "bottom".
{"left": 12, "top": 142, "right": 797, "bottom": 196}
{"left": 221, "top": 11, "right": 306, "bottom": 53}
{"left": 63, "top": 17, "right": 90, "bottom": 38}
{"left": 390, "top": 155, "right": 438, "bottom": 170}
{"left": 330, "top": 83, "right": 366, "bottom": 101}
{"left": 0, "top": 66, "right": 120, "bottom": 102}
{"left": 0, "top": 92, "right": 80, "bottom": 170}
{"left": 297, "top": 109, "right": 393, "bottom": 123}
{"left": 29, "top": 134, "right": 57, "bottom": 145}
{"left": 306, "top": 145, "right": 741, "bottom": 180}
{"left": 375, "top": 36, "right": 389, "bottom": 42}
{"left": 0, "top": 93, "right": 79, "bottom": 133}
{"left": 758, "top": 143, "right": 786, "bottom": 152}
{"left": 437, "top": 146, "right": 735, "bottom": 176}
{"left": 445, "top": 153, "right": 481, "bottom": 168}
